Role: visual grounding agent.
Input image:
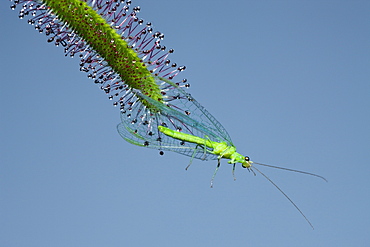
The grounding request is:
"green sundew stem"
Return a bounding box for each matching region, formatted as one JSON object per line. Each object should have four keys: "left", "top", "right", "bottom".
{"left": 44, "top": 0, "right": 162, "bottom": 106}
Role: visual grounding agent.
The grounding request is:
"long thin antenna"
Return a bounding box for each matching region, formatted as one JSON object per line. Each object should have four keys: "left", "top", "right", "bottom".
{"left": 251, "top": 165, "right": 315, "bottom": 229}
{"left": 253, "top": 162, "right": 327, "bottom": 182}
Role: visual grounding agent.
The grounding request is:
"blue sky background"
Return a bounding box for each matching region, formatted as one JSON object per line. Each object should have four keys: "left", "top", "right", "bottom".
{"left": 1, "top": 0, "right": 369, "bottom": 246}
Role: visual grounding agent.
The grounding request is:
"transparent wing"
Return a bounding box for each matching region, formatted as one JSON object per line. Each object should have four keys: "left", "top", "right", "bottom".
{"left": 117, "top": 123, "right": 218, "bottom": 160}
{"left": 116, "top": 77, "right": 234, "bottom": 160}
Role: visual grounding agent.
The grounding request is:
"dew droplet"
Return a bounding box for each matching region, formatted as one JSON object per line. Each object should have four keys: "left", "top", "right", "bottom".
{"left": 178, "top": 66, "right": 186, "bottom": 71}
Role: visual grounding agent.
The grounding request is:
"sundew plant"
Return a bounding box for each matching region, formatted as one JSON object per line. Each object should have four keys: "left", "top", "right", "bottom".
{"left": 10, "top": 0, "right": 326, "bottom": 228}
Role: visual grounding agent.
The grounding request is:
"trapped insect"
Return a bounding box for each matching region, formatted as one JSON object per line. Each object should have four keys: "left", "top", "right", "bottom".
{"left": 10, "top": 0, "right": 326, "bottom": 228}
